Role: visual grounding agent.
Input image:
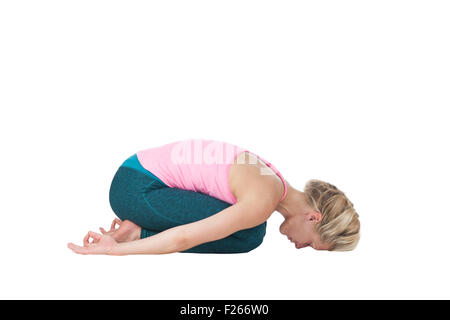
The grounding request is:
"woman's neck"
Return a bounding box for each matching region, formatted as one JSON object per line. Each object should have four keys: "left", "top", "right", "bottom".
{"left": 275, "top": 185, "right": 310, "bottom": 219}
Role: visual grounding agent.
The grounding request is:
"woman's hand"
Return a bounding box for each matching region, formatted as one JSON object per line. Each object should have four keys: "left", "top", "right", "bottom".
{"left": 99, "top": 218, "right": 141, "bottom": 243}
{"left": 67, "top": 231, "right": 118, "bottom": 255}
{"left": 99, "top": 218, "right": 122, "bottom": 236}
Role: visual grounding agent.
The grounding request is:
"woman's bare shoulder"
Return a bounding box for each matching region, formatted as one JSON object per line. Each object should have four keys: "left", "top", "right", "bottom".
{"left": 228, "top": 151, "right": 284, "bottom": 206}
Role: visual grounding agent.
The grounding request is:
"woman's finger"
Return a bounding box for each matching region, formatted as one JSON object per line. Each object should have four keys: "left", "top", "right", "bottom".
{"left": 68, "top": 243, "right": 89, "bottom": 255}
{"left": 109, "top": 218, "right": 121, "bottom": 232}
{"left": 83, "top": 232, "right": 91, "bottom": 247}
{"left": 88, "top": 231, "right": 102, "bottom": 241}
{"left": 109, "top": 219, "right": 116, "bottom": 232}
{"left": 99, "top": 227, "right": 107, "bottom": 234}
{"left": 83, "top": 231, "right": 102, "bottom": 246}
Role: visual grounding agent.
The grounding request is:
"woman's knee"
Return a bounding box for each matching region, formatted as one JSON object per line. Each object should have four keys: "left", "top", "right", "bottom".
{"left": 108, "top": 166, "right": 142, "bottom": 221}
{"left": 232, "top": 222, "right": 267, "bottom": 253}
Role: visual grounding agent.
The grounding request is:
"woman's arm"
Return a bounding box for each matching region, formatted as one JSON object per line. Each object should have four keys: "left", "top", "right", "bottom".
{"left": 68, "top": 194, "right": 276, "bottom": 255}
{"left": 112, "top": 200, "right": 266, "bottom": 255}
{"left": 111, "top": 224, "right": 187, "bottom": 255}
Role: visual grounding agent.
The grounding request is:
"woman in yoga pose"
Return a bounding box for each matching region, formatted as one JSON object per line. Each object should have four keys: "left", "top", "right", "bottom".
{"left": 68, "top": 139, "right": 360, "bottom": 255}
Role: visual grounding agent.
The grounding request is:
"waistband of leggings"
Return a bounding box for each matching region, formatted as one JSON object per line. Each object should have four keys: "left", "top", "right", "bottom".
{"left": 120, "top": 153, "right": 166, "bottom": 186}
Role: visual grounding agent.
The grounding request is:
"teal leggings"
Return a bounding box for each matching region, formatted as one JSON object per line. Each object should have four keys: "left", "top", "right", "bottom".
{"left": 108, "top": 154, "right": 267, "bottom": 253}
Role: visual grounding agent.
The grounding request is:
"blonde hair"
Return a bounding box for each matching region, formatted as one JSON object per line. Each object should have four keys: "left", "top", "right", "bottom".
{"left": 304, "top": 179, "right": 360, "bottom": 251}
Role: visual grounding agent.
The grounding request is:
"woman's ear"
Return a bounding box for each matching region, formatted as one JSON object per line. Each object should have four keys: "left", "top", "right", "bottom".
{"left": 308, "top": 211, "right": 323, "bottom": 222}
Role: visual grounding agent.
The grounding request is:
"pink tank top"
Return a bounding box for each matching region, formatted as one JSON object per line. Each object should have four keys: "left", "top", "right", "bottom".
{"left": 136, "top": 139, "right": 288, "bottom": 204}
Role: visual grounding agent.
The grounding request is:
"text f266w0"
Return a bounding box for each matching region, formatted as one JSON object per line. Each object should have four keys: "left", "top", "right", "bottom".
{"left": 224, "top": 305, "right": 269, "bottom": 315}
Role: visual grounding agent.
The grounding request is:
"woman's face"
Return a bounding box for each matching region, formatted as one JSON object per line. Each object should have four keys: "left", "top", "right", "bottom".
{"left": 279, "top": 211, "right": 331, "bottom": 251}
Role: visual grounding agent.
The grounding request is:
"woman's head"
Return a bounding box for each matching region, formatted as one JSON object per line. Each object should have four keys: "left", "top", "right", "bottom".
{"left": 279, "top": 179, "right": 360, "bottom": 251}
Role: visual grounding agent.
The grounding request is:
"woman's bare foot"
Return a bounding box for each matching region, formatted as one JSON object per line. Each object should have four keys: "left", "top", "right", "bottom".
{"left": 99, "top": 218, "right": 141, "bottom": 243}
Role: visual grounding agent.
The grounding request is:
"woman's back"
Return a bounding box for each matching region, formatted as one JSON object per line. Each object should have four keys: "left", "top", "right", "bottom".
{"left": 136, "top": 139, "right": 287, "bottom": 204}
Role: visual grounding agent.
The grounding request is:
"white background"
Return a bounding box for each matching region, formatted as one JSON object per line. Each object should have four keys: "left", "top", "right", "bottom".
{"left": 1, "top": 1, "right": 449, "bottom": 299}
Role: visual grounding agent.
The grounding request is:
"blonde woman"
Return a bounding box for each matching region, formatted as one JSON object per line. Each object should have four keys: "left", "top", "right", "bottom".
{"left": 68, "top": 139, "right": 360, "bottom": 255}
